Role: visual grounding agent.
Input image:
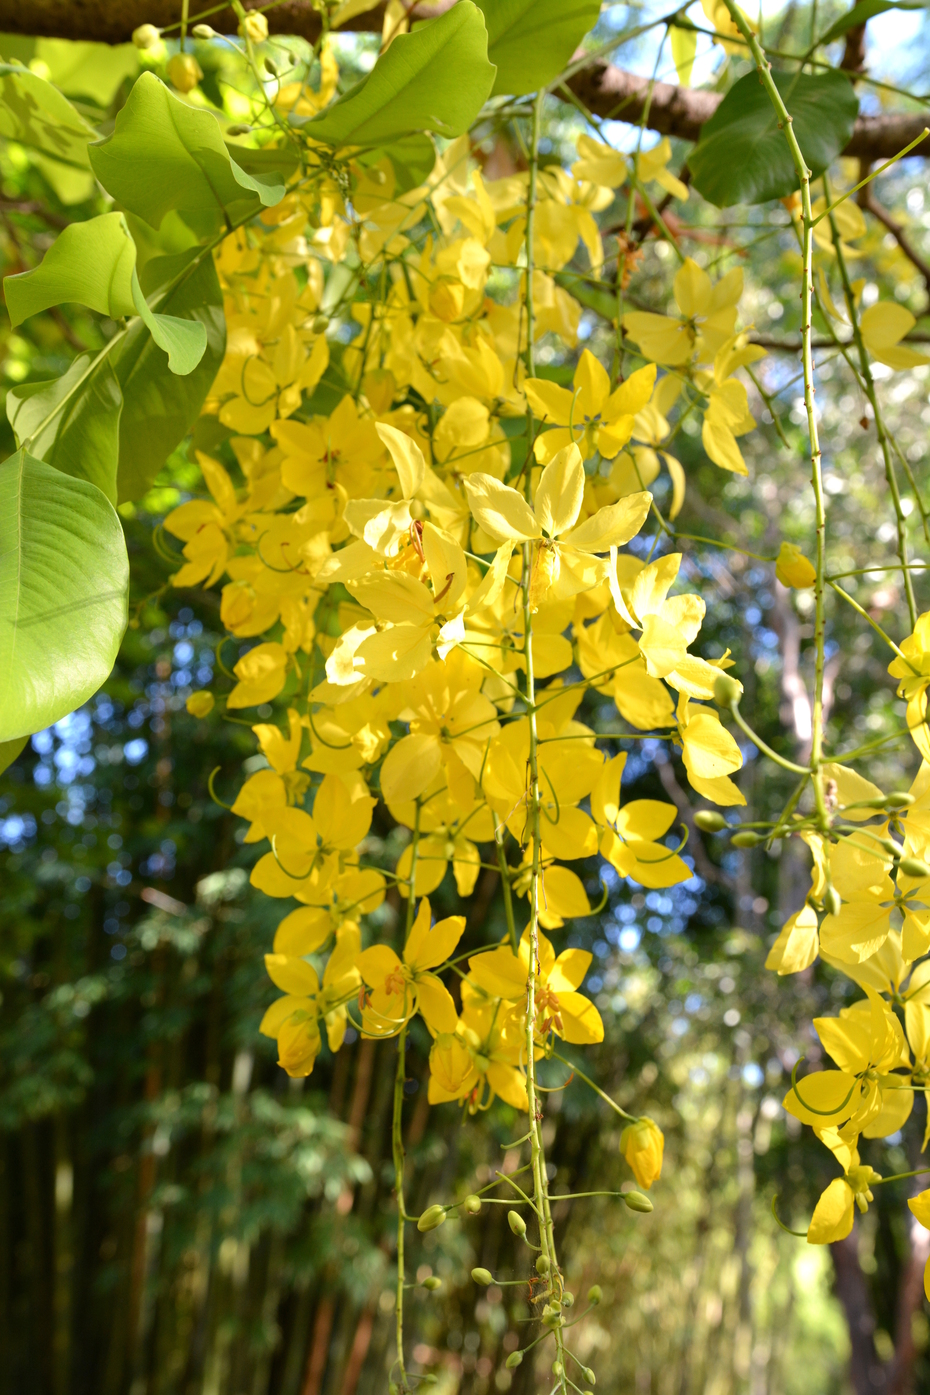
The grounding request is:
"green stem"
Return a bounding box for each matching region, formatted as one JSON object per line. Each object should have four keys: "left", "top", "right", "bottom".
{"left": 550, "top": 1051, "right": 637, "bottom": 1121}
{"left": 392, "top": 802, "right": 420, "bottom": 1391}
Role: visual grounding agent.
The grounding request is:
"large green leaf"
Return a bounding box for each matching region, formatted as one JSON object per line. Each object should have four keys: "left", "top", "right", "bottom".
{"left": 476, "top": 0, "right": 601, "bottom": 96}
{"left": 0, "top": 450, "right": 129, "bottom": 744}
{"left": 689, "top": 69, "right": 859, "bottom": 207}
{"left": 89, "top": 72, "right": 286, "bottom": 232}
{"left": 114, "top": 251, "right": 226, "bottom": 502}
{"left": 0, "top": 37, "right": 139, "bottom": 106}
{"left": 817, "top": 0, "right": 925, "bottom": 46}
{"left": 4, "top": 211, "right": 136, "bottom": 325}
{"left": 6, "top": 353, "right": 122, "bottom": 504}
{"left": 0, "top": 63, "right": 95, "bottom": 170}
{"left": 298, "top": 2, "right": 495, "bottom": 146}
{"left": 0, "top": 736, "right": 28, "bottom": 776}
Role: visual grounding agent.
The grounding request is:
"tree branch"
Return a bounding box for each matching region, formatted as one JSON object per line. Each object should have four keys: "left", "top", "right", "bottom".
{"left": 3, "top": 1, "right": 930, "bottom": 163}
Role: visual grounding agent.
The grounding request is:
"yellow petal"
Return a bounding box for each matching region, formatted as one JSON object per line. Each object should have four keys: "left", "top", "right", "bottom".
{"left": 380, "top": 732, "right": 443, "bottom": 804}
{"left": 464, "top": 472, "right": 541, "bottom": 543}
{"left": 807, "top": 1178, "right": 855, "bottom": 1244}
{"left": 561, "top": 492, "right": 651, "bottom": 552}
{"left": 264, "top": 953, "right": 320, "bottom": 996}
{"left": 375, "top": 421, "right": 425, "bottom": 498}
{"left": 416, "top": 974, "right": 459, "bottom": 1034}
{"left": 535, "top": 443, "right": 585, "bottom": 537}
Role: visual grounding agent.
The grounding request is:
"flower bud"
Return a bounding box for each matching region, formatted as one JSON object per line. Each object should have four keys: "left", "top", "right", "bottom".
{"left": 877, "top": 838, "right": 901, "bottom": 857}
{"left": 886, "top": 792, "right": 915, "bottom": 808}
{"left": 471, "top": 1268, "right": 493, "bottom": 1286}
{"left": 312, "top": 314, "right": 329, "bottom": 334}
{"left": 713, "top": 672, "right": 741, "bottom": 710}
{"left": 623, "top": 1190, "right": 654, "bottom": 1213}
{"left": 417, "top": 1205, "right": 446, "bottom": 1233}
{"left": 587, "top": 1284, "right": 602, "bottom": 1305}
{"left": 535, "top": 1254, "right": 550, "bottom": 1275}
{"left": 239, "top": 10, "right": 269, "bottom": 42}
{"left": 166, "top": 52, "right": 203, "bottom": 92}
{"left": 263, "top": 55, "right": 279, "bottom": 75}
{"left": 186, "top": 690, "right": 214, "bottom": 718}
{"left": 132, "top": 23, "right": 161, "bottom": 48}
{"left": 775, "top": 541, "right": 816, "bottom": 589}
{"left": 507, "top": 1210, "right": 526, "bottom": 1237}
{"left": 542, "top": 1303, "right": 562, "bottom": 1327}
{"left": 463, "top": 1194, "right": 481, "bottom": 1215}
{"left": 901, "top": 857, "right": 930, "bottom": 879}
{"left": 192, "top": 23, "right": 216, "bottom": 38}
{"left": 505, "top": 1351, "right": 523, "bottom": 1370}
{"left": 389, "top": 1382, "right": 399, "bottom": 1395}
{"left": 562, "top": 1291, "right": 574, "bottom": 1307}
{"left": 731, "top": 830, "right": 761, "bottom": 848}
{"left": 582, "top": 1368, "right": 597, "bottom": 1386}
{"left": 620, "top": 1117, "right": 664, "bottom": 1189}
{"left": 694, "top": 810, "right": 727, "bottom": 833}
{"left": 227, "top": 123, "right": 253, "bottom": 136}
{"left": 552, "top": 1361, "right": 564, "bottom": 1377}
{"left": 823, "top": 885, "right": 842, "bottom": 917}
{"left": 421, "top": 1275, "right": 442, "bottom": 1291}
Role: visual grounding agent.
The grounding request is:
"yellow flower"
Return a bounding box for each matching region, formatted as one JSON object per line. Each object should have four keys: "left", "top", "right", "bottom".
{"left": 620, "top": 1117, "right": 664, "bottom": 1189}
{"left": 227, "top": 641, "right": 290, "bottom": 709}
{"left": 807, "top": 1164, "right": 881, "bottom": 1244}
{"left": 355, "top": 897, "right": 464, "bottom": 1037}
{"left": 592, "top": 753, "right": 691, "bottom": 889}
{"left": 623, "top": 258, "right": 742, "bottom": 367}
{"left": 635, "top": 138, "right": 688, "bottom": 201}
{"left": 776, "top": 542, "right": 817, "bottom": 588}
{"left": 428, "top": 985, "right": 528, "bottom": 1111}
{"left": 908, "top": 1190, "right": 930, "bottom": 1299}
{"left": 186, "top": 690, "right": 214, "bottom": 718}
{"left": 260, "top": 921, "right": 362, "bottom": 1075}
{"left": 523, "top": 352, "right": 656, "bottom": 463}
{"left": 250, "top": 771, "right": 375, "bottom": 899}
{"left": 860, "top": 302, "right": 930, "bottom": 372}
{"left": 468, "top": 927, "right": 604, "bottom": 1045}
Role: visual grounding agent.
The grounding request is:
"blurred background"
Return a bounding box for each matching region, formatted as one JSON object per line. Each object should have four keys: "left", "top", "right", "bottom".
{"left": 3, "top": 4, "right": 930, "bottom": 1392}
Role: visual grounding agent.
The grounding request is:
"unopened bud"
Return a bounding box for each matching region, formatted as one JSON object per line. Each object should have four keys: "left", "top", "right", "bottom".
{"left": 227, "top": 123, "right": 253, "bottom": 136}
{"left": 886, "top": 792, "right": 915, "bottom": 808}
{"left": 731, "top": 830, "right": 761, "bottom": 848}
{"left": 132, "top": 23, "right": 160, "bottom": 48}
{"left": 823, "top": 885, "right": 842, "bottom": 917}
{"left": 166, "top": 52, "right": 203, "bottom": 92}
{"left": 507, "top": 1210, "right": 526, "bottom": 1237}
{"left": 389, "top": 1382, "right": 399, "bottom": 1395}
{"left": 552, "top": 1361, "right": 564, "bottom": 1377}
{"left": 312, "top": 314, "right": 329, "bottom": 334}
{"left": 900, "top": 857, "right": 930, "bottom": 879}
{"left": 186, "top": 690, "right": 214, "bottom": 718}
{"left": 192, "top": 23, "right": 216, "bottom": 38}
{"left": 542, "top": 1303, "right": 562, "bottom": 1327}
{"left": 582, "top": 1368, "right": 596, "bottom": 1386}
{"left": 263, "top": 55, "right": 279, "bottom": 75}
{"left": 463, "top": 1194, "right": 481, "bottom": 1215}
{"left": 239, "top": 10, "right": 269, "bottom": 43}
{"left": 587, "top": 1284, "right": 602, "bottom": 1305}
{"left": 623, "top": 1190, "right": 654, "bottom": 1213}
{"left": 471, "top": 1268, "right": 493, "bottom": 1286}
{"left": 878, "top": 837, "right": 902, "bottom": 857}
{"left": 561, "top": 1291, "right": 574, "bottom": 1308}
{"left": 505, "top": 1351, "right": 523, "bottom": 1370}
{"left": 417, "top": 1204, "right": 446, "bottom": 1233}
{"left": 694, "top": 810, "right": 727, "bottom": 833}
{"left": 421, "top": 1275, "right": 442, "bottom": 1291}
{"left": 713, "top": 673, "right": 741, "bottom": 710}
{"left": 535, "top": 1254, "right": 550, "bottom": 1275}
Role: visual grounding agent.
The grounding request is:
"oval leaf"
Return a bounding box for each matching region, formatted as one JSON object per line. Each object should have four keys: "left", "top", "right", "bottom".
{"left": 4, "top": 211, "right": 136, "bottom": 326}
{"left": 0, "top": 450, "right": 129, "bottom": 743}
{"left": 477, "top": 0, "right": 601, "bottom": 96}
{"left": 689, "top": 69, "right": 859, "bottom": 207}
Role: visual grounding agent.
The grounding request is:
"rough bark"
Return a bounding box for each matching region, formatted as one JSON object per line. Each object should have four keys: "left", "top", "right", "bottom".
{"left": 2, "top": 0, "right": 929, "bottom": 162}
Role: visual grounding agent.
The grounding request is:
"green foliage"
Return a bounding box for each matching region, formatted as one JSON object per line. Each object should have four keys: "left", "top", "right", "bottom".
{"left": 0, "top": 451, "right": 128, "bottom": 742}
{"left": 0, "top": 62, "right": 95, "bottom": 171}
{"left": 689, "top": 69, "right": 859, "bottom": 206}
{"left": 816, "top": 0, "right": 925, "bottom": 46}
{"left": 89, "top": 71, "right": 285, "bottom": 234}
{"left": 4, "top": 211, "right": 137, "bottom": 324}
{"left": 477, "top": 0, "right": 601, "bottom": 95}
{"left": 6, "top": 353, "right": 122, "bottom": 501}
{"left": 298, "top": 2, "right": 496, "bottom": 145}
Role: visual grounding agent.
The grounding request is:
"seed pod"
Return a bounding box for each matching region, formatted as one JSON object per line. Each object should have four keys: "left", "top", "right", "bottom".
{"left": 583, "top": 1368, "right": 597, "bottom": 1386}
{"left": 417, "top": 1204, "right": 446, "bottom": 1233}
{"left": 421, "top": 1276, "right": 442, "bottom": 1291}
{"left": 505, "top": 1351, "right": 523, "bottom": 1370}
{"left": 623, "top": 1190, "right": 654, "bottom": 1213}
{"left": 192, "top": 23, "right": 216, "bottom": 38}
{"left": 713, "top": 673, "right": 741, "bottom": 710}
{"left": 731, "top": 830, "right": 762, "bottom": 849}
{"left": 471, "top": 1268, "right": 493, "bottom": 1286}
{"left": 900, "top": 857, "right": 930, "bottom": 879}
{"left": 886, "top": 792, "right": 915, "bottom": 808}
{"left": 166, "top": 52, "right": 203, "bottom": 92}
{"left": 463, "top": 1194, "right": 482, "bottom": 1215}
{"left": 694, "top": 810, "right": 727, "bottom": 833}
{"left": 823, "top": 885, "right": 842, "bottom": 917}
{"left": 507, "top": 1210, "right": 526, "bottom": 1237}
{"left": 588, "top": 1284, "right": 603, "bottom": 1305}
{"left": 535, "top": 1254, "right": 550, "bottom": 1275}
{"left": 132, "top": 23, "right": 160, "bottom": 48}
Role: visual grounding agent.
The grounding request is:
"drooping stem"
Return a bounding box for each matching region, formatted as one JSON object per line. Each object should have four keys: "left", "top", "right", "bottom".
{"left": 720, "top": 0, "right": 830, "bottom": 837}
{"left": 392, "top": 801, "right": 420, "bottom": 1391}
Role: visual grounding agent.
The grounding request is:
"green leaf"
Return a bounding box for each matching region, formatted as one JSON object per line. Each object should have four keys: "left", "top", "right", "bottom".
{"left": 114, "top": 251, "right": 226, "bottom": 502}
{"left": 3, "top": 211, "right": 136, "bottom": 326}
{"left": 6, "top": 352, "right": 122, "bottom": 504}
{"left": 0, "top": 37, "right": 139, "bottom": 106}
{"left": 131, "top": 270, "right": 207, "bottom": 376}
{"left": 0, "top": 450, "right": 129, "bottom": 744}
{"left": 670, "top": 21, "right": 697, "bottom": 86}
{"left": 0, "top": 736, "right": 28, "bottom": 776}
{"left": 689, "top": 69, "right": 859, "bottom": 207}
{"left": 476, "top": 0, "right": 601, "bottom": 96}
{"left": 817, "top": 0, "right": 926, "bottom": 46}
{"left": 89, "top": 72, "right": 286, "bottom": 232}
{"left": 0, "top": 62, "right": 95, "bottom": 171}
{"left": 298, "top": 2, "right": 495, "bottom": 146}
{"left": 358, "top": 133, "right": 436, "bottom": 193}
